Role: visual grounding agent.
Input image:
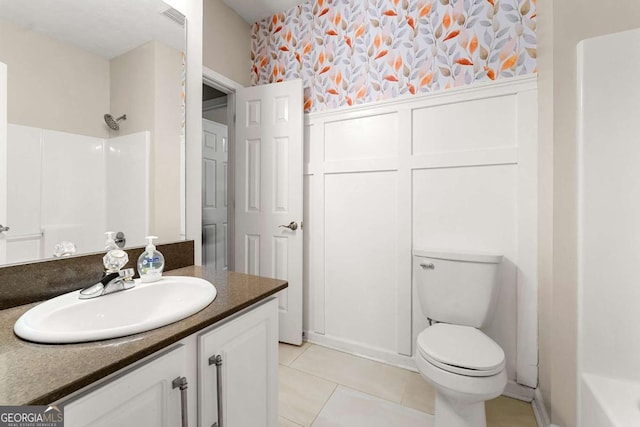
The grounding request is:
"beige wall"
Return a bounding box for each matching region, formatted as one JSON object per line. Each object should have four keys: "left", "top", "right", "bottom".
{"left": 0, "top": 19, "right": 110, "bottom": 138}
{"left": 537, "top": 1, "right": 640, "bottom": 426}
{"left": 203, "top": 0, "right": 250, "bottom": 85}
{"left": 110, "top": 43, "right": 155, "bottom": 136}
{"left": 110, "top": 41, "right": 183, "bottom": 242}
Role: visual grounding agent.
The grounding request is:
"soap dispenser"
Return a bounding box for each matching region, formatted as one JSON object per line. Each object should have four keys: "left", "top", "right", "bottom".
{"left": 137, "top": 236, "right": 165, "bottom": 283}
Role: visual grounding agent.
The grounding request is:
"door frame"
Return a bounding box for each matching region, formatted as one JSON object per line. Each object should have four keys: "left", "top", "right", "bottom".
{"left": 0, "top": 62, "right": 7, "bottom": 264}
{"left": 198, "top": 67, "right": 243, "bottom": 268}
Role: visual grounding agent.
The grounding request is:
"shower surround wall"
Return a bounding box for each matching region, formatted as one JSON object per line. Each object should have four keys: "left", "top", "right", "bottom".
{"left": 5, "top": 125, "right": 149, "bottom": 264}
{"left": 251, "top": 0, "right": 537, "bottom": 112}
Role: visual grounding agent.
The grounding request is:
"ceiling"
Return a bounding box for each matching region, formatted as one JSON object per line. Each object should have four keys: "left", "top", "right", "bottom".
{"left": 223, "top": 0, "right": 303, "bottom": 24}
{"left": 0, "top": 0, "right": 185, "bottom": 59}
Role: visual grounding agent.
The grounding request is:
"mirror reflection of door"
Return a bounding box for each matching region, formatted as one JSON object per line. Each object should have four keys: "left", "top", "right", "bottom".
{"left": 202, "top": 85, "right": 229, "bottom": 270}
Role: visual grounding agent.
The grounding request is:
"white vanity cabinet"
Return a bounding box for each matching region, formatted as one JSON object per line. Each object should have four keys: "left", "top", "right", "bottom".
{"left": 60, "top": 297, "right": 278, "bottom": 427}
{"left": 64, "top": 345, "right": 189, "bottom": 427}
{"left": 198, "top": 298, "right": 279, "bottom": 427}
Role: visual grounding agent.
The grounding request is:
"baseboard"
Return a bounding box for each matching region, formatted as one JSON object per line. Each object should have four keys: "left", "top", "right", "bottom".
{"left": 305, "top": 330, "right": 535, "bottom": 403}
{"left": 532, "top": 387, "right": 552, "bottom": 427}
{"left": 503, "top": 381, "right": 535, "bottom": 402}
{"left": 305, "top": 330, "right": 417, "bottom": 371}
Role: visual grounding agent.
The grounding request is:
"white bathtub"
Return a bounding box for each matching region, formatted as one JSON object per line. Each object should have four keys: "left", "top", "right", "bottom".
{"left": 581, "top": 373, "right": 640, "bottom": 427}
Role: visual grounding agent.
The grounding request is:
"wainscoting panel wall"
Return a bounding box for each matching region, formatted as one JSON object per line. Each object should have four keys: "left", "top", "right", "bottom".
{"left": 304, "top": 75, "right": 538, "bottom": 393}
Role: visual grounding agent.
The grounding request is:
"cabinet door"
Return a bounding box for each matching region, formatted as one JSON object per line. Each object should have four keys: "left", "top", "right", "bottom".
{"left": 64, "top": 345, "right": 189, "bottom": 427}
{"left": 199, "top": 298, "right": 278, "bottom": 427}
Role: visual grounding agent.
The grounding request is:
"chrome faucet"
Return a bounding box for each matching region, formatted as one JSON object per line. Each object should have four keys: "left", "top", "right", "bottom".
{"left": 79, "top": 268, "right": 136, "bottom": 299}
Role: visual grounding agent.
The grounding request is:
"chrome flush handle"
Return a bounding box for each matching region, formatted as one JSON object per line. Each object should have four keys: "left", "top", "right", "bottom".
{"left": 420, "top": 263, "right": 435, "bottom": 270}
{"left": 278, "top": 221, "right": 298, "bottom": 231}
{"left": 0, "top": 224, "right": 9, "bottom": 233}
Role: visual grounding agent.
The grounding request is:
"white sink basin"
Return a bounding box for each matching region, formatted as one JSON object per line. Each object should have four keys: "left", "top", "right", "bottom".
{"left": 14, "top": 276, "right": 217, "bottom": 344}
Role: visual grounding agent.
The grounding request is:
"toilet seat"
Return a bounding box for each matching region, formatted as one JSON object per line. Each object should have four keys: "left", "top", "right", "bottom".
{"left": 417, "top": 323, "right": 505, "bottom": 377}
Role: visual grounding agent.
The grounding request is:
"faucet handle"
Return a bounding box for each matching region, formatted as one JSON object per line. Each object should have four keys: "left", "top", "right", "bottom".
{"left": 118, "top": 268, "right": 135, "bottom": 280}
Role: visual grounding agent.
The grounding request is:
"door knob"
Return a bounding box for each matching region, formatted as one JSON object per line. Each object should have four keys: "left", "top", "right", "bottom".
{"left": 279, "top": 221, "right": 298, "bottom": 231}
{"left": 0, "top": 224, "right": 9, "bottom": 233}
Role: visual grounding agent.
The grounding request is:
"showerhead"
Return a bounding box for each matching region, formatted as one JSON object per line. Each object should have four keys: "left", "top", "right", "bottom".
{"left": 104, "top": 113, "right": 127, "bottom": 131}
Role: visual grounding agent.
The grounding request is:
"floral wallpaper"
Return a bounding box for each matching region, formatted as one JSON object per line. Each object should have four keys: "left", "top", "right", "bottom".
{"left": 250, "top": 0, "right": 537, "bottom": 113}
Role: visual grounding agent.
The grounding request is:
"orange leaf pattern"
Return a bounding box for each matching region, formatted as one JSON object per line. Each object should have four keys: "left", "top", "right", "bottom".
{"left": 251, "top": 0, "right": 536, "bottom": 112}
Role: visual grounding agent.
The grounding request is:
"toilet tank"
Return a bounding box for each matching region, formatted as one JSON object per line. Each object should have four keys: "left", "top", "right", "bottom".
{"left": 413, "top": 249, "right": 503, "bottom": 328}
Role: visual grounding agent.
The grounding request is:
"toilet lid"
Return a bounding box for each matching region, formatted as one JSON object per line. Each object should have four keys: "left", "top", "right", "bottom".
{"left": 417, "top": 323, "right": 505, "bottom": 377}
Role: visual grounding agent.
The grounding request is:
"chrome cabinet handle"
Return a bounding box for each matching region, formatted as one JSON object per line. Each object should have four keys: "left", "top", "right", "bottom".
{"left": 0, "top": 224, "right": 9, "bottom": 233}
{"left": 209, "top": 354, "right": 223, "bottom": 427}
{"left": 420, "top": 263, "right": 435, "bottom": 270}
{"left": 172, "top": 376, "right": 189, "bottom": 427}
{"left": 279, "top": 221, "right": 298, "bottom": 231}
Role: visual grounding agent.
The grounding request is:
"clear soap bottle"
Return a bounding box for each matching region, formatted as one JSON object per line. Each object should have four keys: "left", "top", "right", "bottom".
{"left": 137, "top": 236, "right": 165, "bottom": 283}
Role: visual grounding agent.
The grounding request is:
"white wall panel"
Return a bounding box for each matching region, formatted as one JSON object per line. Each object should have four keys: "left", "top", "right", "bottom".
{"left": 6, "top": 125, "right": 43, "bottom": 263}
{"left": 303, "top": 76, "right": 537, "bottom": 389}
{"left": 5, "top": 239, "right": 41, "bottom": 264}
{"left": 412, "top": 95, "right": 517, "bottom": 155}
{"left": 324, "top": 171, "right": 399, "bottom": 352}
{"left": 324, "top": 113, "right": 397, "bottom": 162}
{"left": 41, "top": 129, "right": 105, "bottom": 257}
{"left": 7, "top": 125, "right": 41, "bottom": 236}
{"left": 412, "top": 165, "right": 518, "bottom": 379}
{"left": 106, "top": 131, "right": 149, "bottom": 249}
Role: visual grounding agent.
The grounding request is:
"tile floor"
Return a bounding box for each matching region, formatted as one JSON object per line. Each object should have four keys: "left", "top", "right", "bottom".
{"left": 278, "top": 342, "right": 538, "bottom": 427}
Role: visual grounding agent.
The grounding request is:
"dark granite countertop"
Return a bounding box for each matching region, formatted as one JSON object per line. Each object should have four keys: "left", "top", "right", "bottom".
{"left": 0, "top": 267, "right": 287, "bottom": 405}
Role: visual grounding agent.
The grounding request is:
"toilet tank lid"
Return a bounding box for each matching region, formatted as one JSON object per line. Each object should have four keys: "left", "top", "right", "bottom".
{"left": 412, "top": 249, "right": 503, "bottom": 264}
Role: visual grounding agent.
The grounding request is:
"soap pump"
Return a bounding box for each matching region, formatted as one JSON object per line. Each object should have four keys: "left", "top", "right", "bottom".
{"left": 137, "top": 236, "right": 165, "bottom": 283}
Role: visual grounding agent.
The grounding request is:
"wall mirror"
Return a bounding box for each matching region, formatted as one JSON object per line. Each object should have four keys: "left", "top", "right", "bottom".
{"left": 0, "top": 0, "right": 186, "bottom": 266}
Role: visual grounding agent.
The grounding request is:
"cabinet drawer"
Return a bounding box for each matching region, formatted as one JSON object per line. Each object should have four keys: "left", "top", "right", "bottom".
{"left": 63, "top": 345, "right": 188, "bottom": 427}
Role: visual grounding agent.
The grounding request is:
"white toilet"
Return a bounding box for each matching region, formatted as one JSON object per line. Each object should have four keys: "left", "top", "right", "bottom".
{"left": 413, "top": 249, "right": 506, "bottom": 427}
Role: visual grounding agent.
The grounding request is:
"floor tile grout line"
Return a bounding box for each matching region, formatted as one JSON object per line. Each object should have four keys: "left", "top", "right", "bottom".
{"left": 286, "top": 344, "right": 412, "bottom": 404}
{"left": 288, "top": 341, "right": 313, "bottom": 366}
{"left": 280, "top": 414, "right": 304, "bottom": 427}
{"left": 307, "top": 381, "right": 339, "bottom": 427}
{"left": 309, "top": 384, "right": 436, "bottom": 426}
{"left": 284, "top": 360, "right": 410, "bottom": 409}
{"left": 279, "top": 341, "right": 313, "bottom": 367}
{"left": 282, "top": 344, "right": 439, "bottom": 417}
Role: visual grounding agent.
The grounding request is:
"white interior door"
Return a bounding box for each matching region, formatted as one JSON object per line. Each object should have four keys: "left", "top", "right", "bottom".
{"left": 202, "top": 119, "right": 228, "bottom": 270}
{"left": 0, "top": 62, "right": 8, "bottom": 264}
{"left": 235, "top": 79, "right": 303, "bottom": 345}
